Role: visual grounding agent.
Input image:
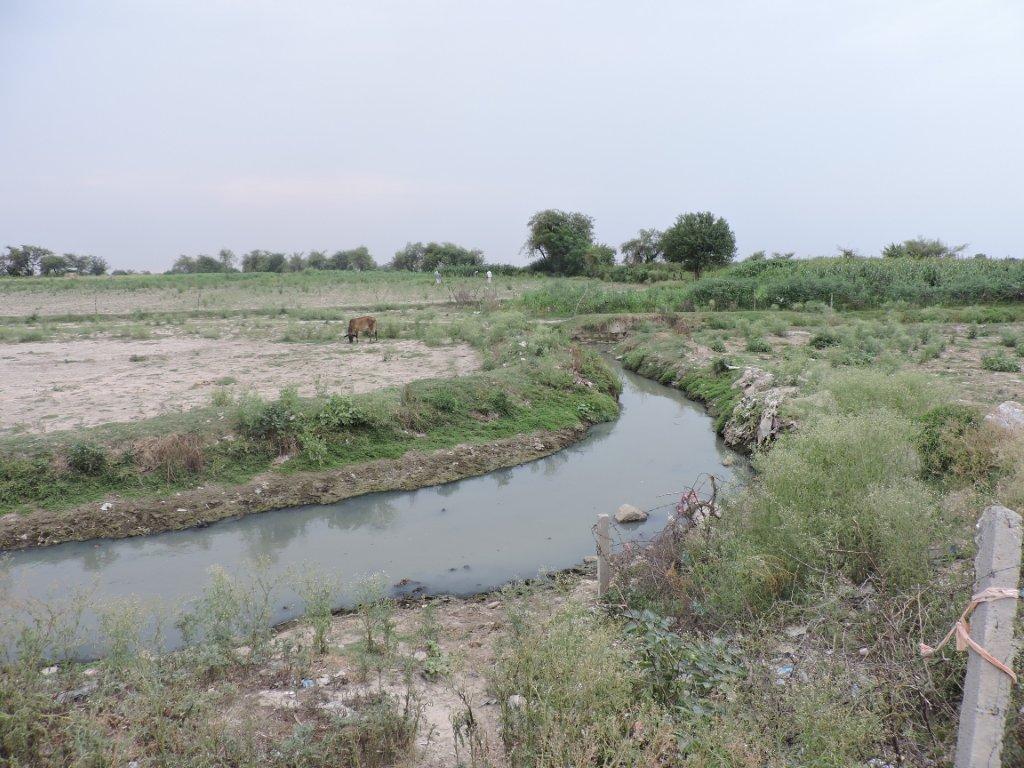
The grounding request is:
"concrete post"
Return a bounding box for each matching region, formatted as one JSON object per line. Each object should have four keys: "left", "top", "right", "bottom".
{"left": 596, "top": 514, "right": 611, "bottom": 597}
{"left": 954, "top": 505, "right": 1022, "bottom": 768}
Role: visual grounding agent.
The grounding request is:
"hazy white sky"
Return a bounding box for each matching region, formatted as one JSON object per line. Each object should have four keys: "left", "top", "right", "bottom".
{"left": 1, "top": 1, "right": 1022, "bottom": 270}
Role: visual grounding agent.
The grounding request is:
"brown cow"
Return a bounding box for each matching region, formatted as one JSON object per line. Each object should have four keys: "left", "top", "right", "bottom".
{"left": 346, "top": 315, "right": 377, "bottom": 343}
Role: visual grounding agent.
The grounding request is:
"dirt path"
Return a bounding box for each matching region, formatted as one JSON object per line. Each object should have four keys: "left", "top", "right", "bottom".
{"left": 0, "top": 337, "right": 479, "bottom": 434}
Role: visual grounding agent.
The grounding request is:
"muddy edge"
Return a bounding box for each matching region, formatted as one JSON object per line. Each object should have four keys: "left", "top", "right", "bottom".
{"left": 0, "top": 426, "right": 587, "bottom": 551}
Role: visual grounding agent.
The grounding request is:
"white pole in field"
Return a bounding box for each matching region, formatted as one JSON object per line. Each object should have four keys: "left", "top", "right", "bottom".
{"left": 954, "top": 505, "right": 1022, "bottom": 768}
{"left": 596, "top": 514, "right": 611, "bottom": 597}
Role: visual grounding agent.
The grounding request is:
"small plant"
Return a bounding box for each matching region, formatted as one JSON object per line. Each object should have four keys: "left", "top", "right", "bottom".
{"left": 745, "top": 337, "right": 772, "bottom": 354}
{"left": 708, "top": 338, "right": 726, "bottom": 353}
{"left": 299, "top": 574, "right": 336, "bottom": 655}
{"left": 981, "top": 353, "right": 1019, "bottom": 372}
{"left": 66, "top": 442, "right": 107, "bottom": 475}
{"left": 809, "top": 329, "right": 841, "bottom": 348}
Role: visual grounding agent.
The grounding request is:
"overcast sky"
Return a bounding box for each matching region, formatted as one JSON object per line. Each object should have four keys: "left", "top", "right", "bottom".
{"left": 1, "top": 1, "right": 1022, "bottom": 271}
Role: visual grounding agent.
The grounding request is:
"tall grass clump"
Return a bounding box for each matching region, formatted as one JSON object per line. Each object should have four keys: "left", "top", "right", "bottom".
{"left": 690, "top": 373, "right": 942, "bottom": 619}
{"left": 492, "top": 603, "right": 674, "bottom": 767}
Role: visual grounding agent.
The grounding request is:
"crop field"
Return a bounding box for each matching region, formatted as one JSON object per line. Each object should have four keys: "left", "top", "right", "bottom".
{"left": 0, "top": 270, "right": 554, "bottom": 318}
{"left": 2, "top": 259, "right": 1024, "bottom": 767}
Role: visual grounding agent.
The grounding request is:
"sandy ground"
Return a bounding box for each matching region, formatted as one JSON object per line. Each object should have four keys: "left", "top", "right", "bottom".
{"left": 237, "top": 575, "right": 597, "bottom": 768}
{"left": 0, "top": 336, "right": 479, "bottom": 434}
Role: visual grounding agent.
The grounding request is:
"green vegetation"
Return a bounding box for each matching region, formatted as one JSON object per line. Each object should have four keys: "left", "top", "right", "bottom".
{"left": 0, "top": 319, "right": 619, "bottom": 514}
{"left": 519, "top": 256, "right": 1024, "bottom": 314}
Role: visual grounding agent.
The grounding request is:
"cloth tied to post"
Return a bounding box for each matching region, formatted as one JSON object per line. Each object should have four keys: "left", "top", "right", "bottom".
{"left": 919, "top": 586, "right": 1019, "bottom": 683}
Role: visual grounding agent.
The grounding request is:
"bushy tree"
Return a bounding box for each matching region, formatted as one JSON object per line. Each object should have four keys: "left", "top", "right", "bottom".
{"left": 3, "top": 245, "right": 53, "bottom": 276}
{"left": 346, "top": 246, "right": 376, "bottom": 271}
{"left": 170, "top": 254, "right": 232, "bottom": 273}
{"left": 241, "top": 250, "right": 287, "bottom": 272}
{"left": 330, "top": 246, "right": 377, "bottom": 271}
{"left": 39, "top": 253, "right": 69, "bottom": 276}
{"left": 882, "top": 237, "right": 967, "bottom": 259}
{"left": 287, "top": 252, "right": 306, "bottom": 272}
{"left": 390, "top": 242, "right": 426, "bottom": 271}
{"left": 620, "top": 228, "right": 663, "bottom": 264}
{"left": 524, "top": 209, "right": 595, "bottom": 275}
{"left": 307, "top": 250, "right": 329, "bottom": 270}
{"left": 218, "top": 248, "right": 236, "bottom": 271}
{"left": 390, "top": 242, "right": 479, "bottom": 271}
{"left": 420, "top": 242, "right": 484, "bottom": 271}
{"left": 661, "top": 212, "right": 736, "bottom": 279}
{"left": 583, "top": 243, "right": 616, "bottom": 271}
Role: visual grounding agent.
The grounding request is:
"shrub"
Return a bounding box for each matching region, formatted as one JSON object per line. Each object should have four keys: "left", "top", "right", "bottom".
{"left": 981, "top": 353, "right": 1020, "bottom": 372}
{"left": 691, "top": 408, "right": 935, "bottom": 617}
{"left": 745, "top": 337, "right": 772, "bottom": 354}
{"left": 917, "top": 404, "right": 1005, "bottom": 486}
{"left": 809, "top": 329, "right": 841, "bottom": 348}
{"left": 234, "top": 388, "right": 304, "bottom": 451}
{"left": 133, "top": 433, "right": 206, "bottom": 481}
{"left": 492, "top": 603, "right": 674, "bottom": 767}
{"left": 66, "top": 442, "right": 107, "bottom": 475}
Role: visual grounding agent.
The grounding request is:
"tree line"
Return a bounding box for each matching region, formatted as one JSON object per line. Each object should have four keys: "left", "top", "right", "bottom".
{"left": 1, "top": 246, "right": 110, "bottom": 276}
{"left": 4, "top": 218, "right": 990, "bottom": 280}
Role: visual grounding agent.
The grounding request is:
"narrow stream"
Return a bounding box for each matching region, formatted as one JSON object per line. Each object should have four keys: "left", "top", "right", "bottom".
{"left": 1, "top": 366, "right": 741, "bottom": 657}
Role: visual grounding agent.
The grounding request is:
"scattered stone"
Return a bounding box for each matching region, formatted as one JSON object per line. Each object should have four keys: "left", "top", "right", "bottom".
{"left": 775, "top": 643, "right": 797, "bottom": 656}
{"left": 507, "top": 694, "right": 526, "bottom": 710}
{"left": 316, "top": 675, "right": 331, "bottom": 686}
{"left": 783, "top": 625, "right": 807, "bottom": 639}
{"left": 615, "top": 503, "right": 648, "bottom": 523}
{"left": 987, "top": 401, "right": 1024, "bottom": 433}
{"left": 486, "top": 600, "right": 501, "bottom": 609}
{"left": 413, "top": 650, "right": 429, "bottom": 662}
{"left": 582, "top": 555, "right": 598, "bottom": 564}
{"left": 721, "top": 455, "right": 735, "bottom": 467}
{"left": 100, "top": 502, "right": 113, "bottom": 511}
{"left": 175, "top": 508, "right": 187, "bottom": 513}
{"left": 83, "top": 668, "right": 99, "bottom": 677}
{"left": 55, "top": 681, "right": 98, "bottom": 704}
{"left": 235, "top": 645, "right": 252, "bottom": 659}
{"left": 858, "top": 647, "right": 870, "bottom": 657}
{"left": 41, "top": 665, "right": 59, "bottom": 676}
{"left": 301, "top": 678, "right": 315, "bottom": 689}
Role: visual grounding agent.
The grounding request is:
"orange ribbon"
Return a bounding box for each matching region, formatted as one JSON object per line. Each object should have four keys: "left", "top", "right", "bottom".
{"left": 919, "top": 586, "right": 1020, "bottom": 684}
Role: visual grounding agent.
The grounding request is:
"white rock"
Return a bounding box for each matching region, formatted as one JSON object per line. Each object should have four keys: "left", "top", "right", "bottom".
{"left": 413, "top": 650, "right": 428, "bottom": 662}
{"left": 41, "top": 665, "right": 59, "bottom": 676}
{"left": 615, "top": 504, "right": 648, "bottom": 524}
{"left": 507, "top": 694, "right": 526, "bottom": 709}
{"left": 486, "top": 601, "right": 501, "bottom": 609}
{"left": 582, "top": 555, "right": 598, "bottom": 564}
{"left": 100, "top": 502, "right": 113, "bottom": 511}
{"left": 721, "top": 455, "right": 735, "bottom": 467}
{"left": 987, "top": 401, "right": 1024, "bottom": 433}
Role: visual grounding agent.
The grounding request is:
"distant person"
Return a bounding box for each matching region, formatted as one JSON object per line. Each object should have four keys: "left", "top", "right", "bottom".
{"left": 434, "top": 269, "right": 441, "bottom": 285}
{"left": 486, "top": 270, "right": 492, "bottom": 284}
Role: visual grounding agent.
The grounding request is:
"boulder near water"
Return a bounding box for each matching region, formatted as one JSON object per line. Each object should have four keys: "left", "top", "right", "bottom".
{"left": 615, "top": 503, "right": 648, "bottom": 523}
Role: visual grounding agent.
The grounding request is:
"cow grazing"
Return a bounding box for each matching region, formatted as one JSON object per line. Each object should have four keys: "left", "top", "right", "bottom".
{"left": 346, "top": 315, "right": 378, "bottom": 343}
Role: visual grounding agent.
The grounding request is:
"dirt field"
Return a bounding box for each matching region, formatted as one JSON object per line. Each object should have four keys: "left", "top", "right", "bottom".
{"left": 0, "top": 335, "right": 479, "bottom": 434}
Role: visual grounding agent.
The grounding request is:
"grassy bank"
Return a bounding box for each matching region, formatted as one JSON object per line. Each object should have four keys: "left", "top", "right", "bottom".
{"left": 0, "top": 317, "right": 620, "bottom": 523}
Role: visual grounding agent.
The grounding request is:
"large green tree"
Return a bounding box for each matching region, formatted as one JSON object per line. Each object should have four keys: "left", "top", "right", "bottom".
{"left": 660, "top": 212, "right": 736, "bottom": 279}
{"left": 524, "top": 209, "right": 594, "bottom": 275}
